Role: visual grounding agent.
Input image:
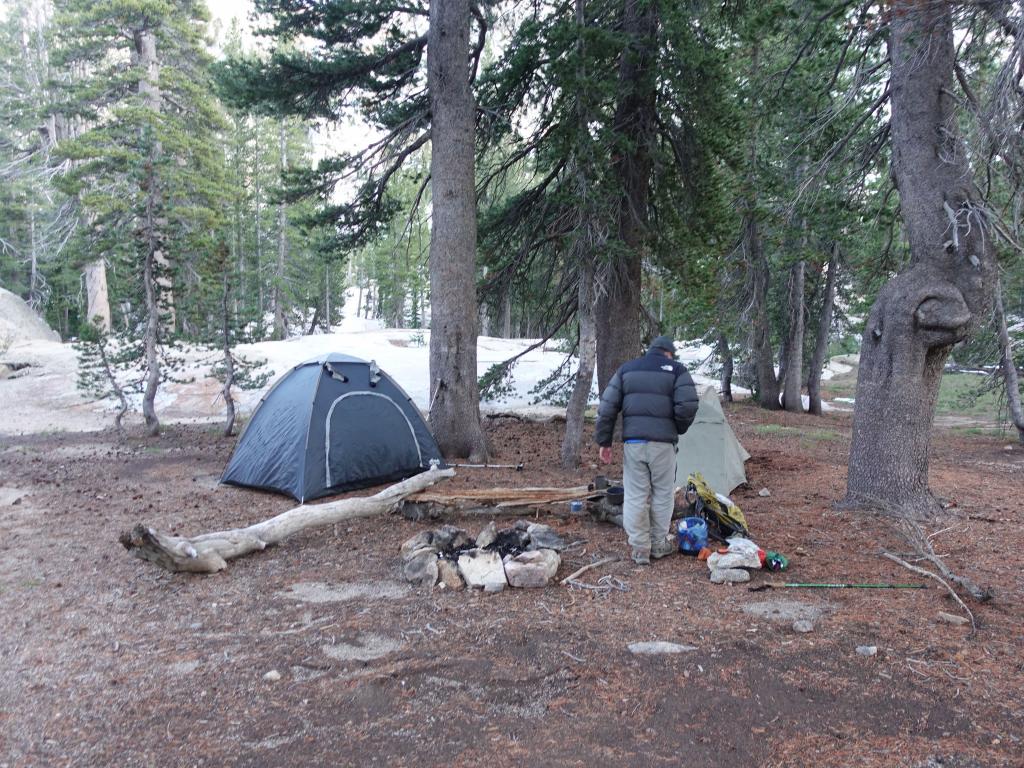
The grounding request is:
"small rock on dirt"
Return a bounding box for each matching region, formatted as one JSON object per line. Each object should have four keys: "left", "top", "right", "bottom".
{"left": 758, "top": 488, "right": 771, "bottom": 497}
{"left": 504, "top": 548, "right": 560, "bottom": 588}
{"left": 792, "top": 620, "right": 814, "bottom": 634}
{"left": 263, "top": 670, "right": 282, "bottom": 682}
{"left": 856, "top": 645, "right": 877, "bottom": 657}
{"left": 0, "top": 487, "right": 28, "bottom": 506}
{"left": 710, "top": 568, "right": 750, "bottom": 584}
{"left": 742, "top": 599, "right": 829, "bottom": 624}
{"left": 322, "top": 634, "right": 404, "bottom": 662}
{"left": 628, "top": 641, "right": 699, "bottom": 655}
{"left": 279, "top": 581, "right": 408, "bottom": 603}
{"left": 937, "top": 611, "right": 970, "bottom": 626}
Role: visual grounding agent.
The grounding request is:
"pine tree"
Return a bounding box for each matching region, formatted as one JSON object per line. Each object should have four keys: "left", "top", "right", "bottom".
{"left": 197, "top": 242, "right": 269, "bottom": 436}
{"left": 74, "top": 321, "right": 143, "bottom": 432}
{"left": 0, "top": 1, "right": 77, "bottom": 330}
{"left": 221, "top": 0, "right": 491, "bottom": 458}
{"left": 51, "top": 0, "right": 228, "bottom": 435}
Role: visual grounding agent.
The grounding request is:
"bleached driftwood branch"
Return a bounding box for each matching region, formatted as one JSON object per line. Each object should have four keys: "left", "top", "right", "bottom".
{"left": 119, "top": 468, "right": 456, "bottom": 574}
{"left": 560, "top": 556, "right": 619, "bottom": 586}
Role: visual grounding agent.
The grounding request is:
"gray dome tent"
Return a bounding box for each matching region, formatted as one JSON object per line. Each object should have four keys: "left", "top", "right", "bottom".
{"left": 222, "top": 353, "right": 445, "bottom": 501}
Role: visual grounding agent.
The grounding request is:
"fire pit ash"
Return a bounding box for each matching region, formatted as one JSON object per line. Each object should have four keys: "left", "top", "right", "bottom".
{"left": 399, "top": 520, "right": 567, "bottom": 591}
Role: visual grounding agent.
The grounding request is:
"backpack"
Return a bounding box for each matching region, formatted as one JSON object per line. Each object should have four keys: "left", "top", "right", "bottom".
{"left": 685, "top": 472, "right": 749, "bottom": 541}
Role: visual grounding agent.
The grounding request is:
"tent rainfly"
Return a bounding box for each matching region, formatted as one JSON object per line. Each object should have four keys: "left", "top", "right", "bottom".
{"left": 676, "top": 387, "right": 750, "bottom": 495}
{"left": 222, "top": 353, "right": 445, "bottom": 501}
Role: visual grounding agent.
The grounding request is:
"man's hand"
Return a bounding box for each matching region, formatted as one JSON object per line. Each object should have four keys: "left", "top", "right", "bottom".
{"left": 598, "top": 446, "right": 612, "bottom": 464}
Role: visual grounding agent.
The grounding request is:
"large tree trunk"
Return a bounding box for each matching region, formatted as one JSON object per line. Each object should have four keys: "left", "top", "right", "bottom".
{"left": 782, "top": 259, "right": 806, "bottom": 412}
{"left": 306, "top": 303, "right": 321, "bottom": 336}
{"left": 120, "top": 468, "right": 455, "bottom": 573}
{"left": 84, "top": 259, "right": 112, "bottom": 331}
{"left": 499, "top": 291, "right": 512, "bottom": 338}
{"left": 748, "top": 211, "right": 780, "bottom": 409}
{"left": 739, "top": 43, "right": 778, "bottom": 410}
{"left": 807, "top": 243, "right": 838, "bottom": 416}
{"left": 135, "top": 28, "right": 164, "bottom": 436}
{"left": 595, "top": 260, "right": 642, "bottom": 390}
{"left": 323, "top": 261, "right": 332, "bottom": 329}
{"left": 844, "top": 1, "right": 997, "bottom": 515}
{"left": 595, "top": 0, "right": 657, "bottom": 390}
{"left": 561, "top": 259, "right": 598, "bottom": 469}
{"left": 141, "top": 210, "right": 161, "bottom": 436}
{"left": 221, "top": 272, "right": 237, "bottom": 437}
{"left": 28, "top": 207, "right": 40, "bottom": 309}
{"left": 272, "top": 122, "right": 289, "bottom": 340}
{"left": 479, "top": 304, "right": 491, "bottom": 337}
{"left": 427, "top": 0, "right": 488, "bottom": 461}
{"left": 718, "top": 330, "right": 733, "bottom": 402}
{"left": 253, "top": 126, "right": 266, "bottom": 337}
{"left": 135, "top": 28, "right": 173, "bottom": 334}
{"left": 995, "top": 278, "right": 1024, "bottom": 443}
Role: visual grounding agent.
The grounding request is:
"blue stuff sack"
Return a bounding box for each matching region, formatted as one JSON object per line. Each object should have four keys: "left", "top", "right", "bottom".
{"left": 677, "top": 516, "right": 709, "bottom": 555}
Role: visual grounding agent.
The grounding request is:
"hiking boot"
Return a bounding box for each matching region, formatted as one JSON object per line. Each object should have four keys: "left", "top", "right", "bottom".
{"left": 651, "top": 535, "right": 677, "bottom": 560}
{"left": 631, "top": 547, "right": 651, "bottom": 566}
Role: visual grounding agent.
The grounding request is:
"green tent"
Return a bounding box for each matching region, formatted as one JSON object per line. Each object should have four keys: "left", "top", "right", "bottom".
{"left": 676, "top": 387, "right": 750, "bottom": 494}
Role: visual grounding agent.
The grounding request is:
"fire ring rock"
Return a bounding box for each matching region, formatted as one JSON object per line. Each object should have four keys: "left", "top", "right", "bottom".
{"left": 525, "top": 524, "right": 568, "bottom": 551}
{"left": 400, "top": 531, "right": 436, "bottom": 561}
{"left": 403, "top": 550, "right": 439, "bottom": 587}
{"left": 503, "top": 549, "right": 560, "bottom": 588}
{"left": 437, "top": 559, "right": 464, "bottom": 590}
{"left": 457, "top": 548, "right": 507, "bottom": 590}
{"left": 475, "top": 521, "right": 498, "bottom": 549}
{"left": 433, "top": 525, "right": 472, "bottom": 552}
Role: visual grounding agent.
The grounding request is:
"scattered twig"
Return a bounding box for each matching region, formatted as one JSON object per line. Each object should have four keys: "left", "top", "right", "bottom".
{"left": 597, "top": 575, "right": 629, "bottom": 592}
{"left": 967, "top": 514, "right": 1008, "bottom": 524}
{"left": 895, "top": 518, "right": 993, "bottom": 602}
{"left": 561, "top": 650, "right": 585, "bottom": 663}
{"left": 866, "top": 509, "right": 994, "bottom": 605}
{"left": 566, "top": 575, "right": 629, "bottom": 594}
{"left": 560, "top": 556, "right": 619, "bottom": 586}
{"left": 882, "top": 552, "right": 976, "bottom": 633}
{"left": 926, "top": 524, "right": 960, "bottom": 541}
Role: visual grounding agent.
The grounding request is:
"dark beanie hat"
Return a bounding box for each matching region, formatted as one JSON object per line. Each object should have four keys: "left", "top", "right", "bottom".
{"left": 650, "top": 335, "right": 676, "bottom": 354}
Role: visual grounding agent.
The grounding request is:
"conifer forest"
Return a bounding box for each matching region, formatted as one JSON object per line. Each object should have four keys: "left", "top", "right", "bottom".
{"left": 0, "top": 1, "right": 1022, "bottom": 766}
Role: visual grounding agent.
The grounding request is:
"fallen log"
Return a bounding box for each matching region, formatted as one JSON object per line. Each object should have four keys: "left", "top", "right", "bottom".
{"left": 119, "top": 468, "right": 456, "bottom": 574}
{"left": 409, "top": 485, "right": 591, "bottom": 507}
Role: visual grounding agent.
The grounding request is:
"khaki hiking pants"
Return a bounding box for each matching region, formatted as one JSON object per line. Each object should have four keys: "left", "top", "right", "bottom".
{"left": 623, "top": 441, "right": 677, "bottom": 554}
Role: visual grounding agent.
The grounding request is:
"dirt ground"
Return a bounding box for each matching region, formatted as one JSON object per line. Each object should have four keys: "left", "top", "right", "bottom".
{"left": 1, "top": 404, "right": 1022, "bottom": 768}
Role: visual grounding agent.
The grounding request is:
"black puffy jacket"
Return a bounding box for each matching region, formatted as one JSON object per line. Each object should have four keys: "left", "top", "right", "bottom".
{"left": 594, "top": 349, "right": 700, "bottom": 446}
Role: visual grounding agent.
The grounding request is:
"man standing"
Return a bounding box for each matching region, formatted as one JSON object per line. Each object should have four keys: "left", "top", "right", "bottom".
{"left": 595, "top": 336, "right": 699, "bottom": 564}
